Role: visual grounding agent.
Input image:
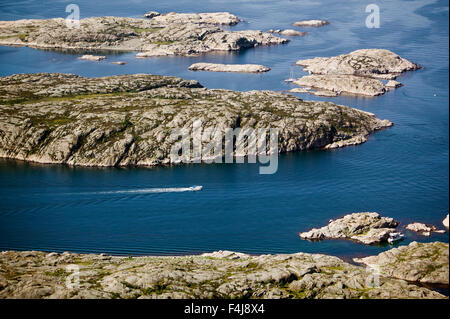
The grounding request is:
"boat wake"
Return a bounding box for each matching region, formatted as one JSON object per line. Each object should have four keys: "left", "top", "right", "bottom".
{"left": 77, "top": 186, "right": 203, "bottom": 195}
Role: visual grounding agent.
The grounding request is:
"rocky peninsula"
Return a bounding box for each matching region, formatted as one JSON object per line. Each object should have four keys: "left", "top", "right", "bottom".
{"left": 0, "top": 12, "right": 288, "bottom": 57}
{"left": 354, "top": 241, "right": 449, "bottom": 285}
{"left": 0, "top": 247, "right": 447, "bottom": 299}
{"left": 293, "top": 49, "right": 420, "bottom": 96}
{"left": 0, "top": 73, "right": 392, "bottom": 167}
{"left": 299, "top": 212, "right": 400, "bottom": 244}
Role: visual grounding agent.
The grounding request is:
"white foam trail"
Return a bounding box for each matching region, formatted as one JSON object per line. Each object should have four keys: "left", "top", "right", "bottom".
{"left": 93, "top": 186, "right": 203, "bottom": 195}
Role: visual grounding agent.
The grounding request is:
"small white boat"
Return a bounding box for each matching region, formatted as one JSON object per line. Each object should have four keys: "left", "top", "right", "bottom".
{"left": 387, "top": 232, "right": 404, "bottom": 244}
{"left": 284, "top": 68, "right": 296, "bottom": 82}
{"left": 189, "top": 186, "right": 203, "bottom": 191}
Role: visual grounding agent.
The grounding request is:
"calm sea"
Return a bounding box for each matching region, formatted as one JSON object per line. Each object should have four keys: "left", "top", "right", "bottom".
{"left": 0, "top": 0, "right": 448, "bottom": 260}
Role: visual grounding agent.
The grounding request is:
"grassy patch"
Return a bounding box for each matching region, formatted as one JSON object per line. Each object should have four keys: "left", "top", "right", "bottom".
{"left": 110, "top": 292, "right": 121, "bottom": 299}
{"left": 44, "top": 268, "right": 68, "bottom": 277}
{"left": 132, "top": 27, "right": 163, "bottom": 34}
{"left": 321, "top": 265, "right": 346, "bottom": 272}
{"left": 73, "top": 258, "right": 94, "bottom": 266}
{"left": 120, "top": 118, "right": 134, "bottom": 130}
{"left": 18, "top": 33, "right": 28, "bottom": 42}
{"left": 29, "top": 115, "right": 75, "bottom": 127}
{"left": 141, "top": 281, "right": 168, "bottom": 295}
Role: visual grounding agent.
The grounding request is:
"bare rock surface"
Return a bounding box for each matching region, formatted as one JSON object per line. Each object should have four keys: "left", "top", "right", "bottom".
{"left": 201, "top": 250, "right": 250, "bottom": 259}
{"left": 268, "top": 29, "right": 307, "bottom": 36}
{"left": 288, "top": 87, "right": 338, "bottom": 97}
{"left": 386, "top": 80, "right": 402, "bottom": 88}
{"left": 146, "top": 12, "right": 241, "bottom": 26}
{"left": 78, "top": 54, "right": 106, "bottom": 61}
{"left": 287, "top": 87, "right": 311, "bottom": 93}
{"left": 188, "top": 63, "right": 270, "bottom": 73}
{"left": 292, "top": 20, "right": 329, "bottom": 27}
{"left": 0, "top": 249, "right": 445, "bottom": 299}
{"left": 443, "top": 214, "right": 449, "bottom": 228}
{"left": 324, "top": 135, "right": 368, "bottom": 149}
{"left": 143, "top": 11, "right": 161, "bottom": 19}
{"left": 293, "top": 74, "right": 388, "bottom": 96}
{"left": 0, "top": 73, "right": 392, "bottom": 167}
{"left": 296, "top": 49, "right": 420, "bottom": 79}
{"left": 354, "top": 241, "right": 449, "bottom": 285}
{"left": 294, "top": 49, "right": 420, "bottom": 96}
{"left": 405, "top": 223, "right": 444, "bottom": 236}
{"left": 299, "top": 212, "right": 400, "bottom": 245}
{"left": 0, "top": 13, "right": 287, "bottom": 57}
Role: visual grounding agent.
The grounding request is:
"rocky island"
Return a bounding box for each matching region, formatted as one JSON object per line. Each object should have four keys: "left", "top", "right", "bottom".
{"left": 0, "top": 246, "right": 447, "bottom": 299}
{"left": 0, "top": 12, "right": 288, "bottom": 57}
{"left": 78, "top": 54, "right": 106, "bottom": 61}
{"left": 188, "top": 63, "right": 270, "bottom": 73}
{"left": 292, "top": 20, "right": 330, "bottom": 27}
{"left": 0, "top": 73, "right": 392, "bottom": 167}
{"left": 299, "top": 212, "right": 400, "bottom": 244}
{"left": 405, "top": 222, "right": 445, "bottom": 236}
{"left": 293, "top": 49, "right": 420, "bottom": 96}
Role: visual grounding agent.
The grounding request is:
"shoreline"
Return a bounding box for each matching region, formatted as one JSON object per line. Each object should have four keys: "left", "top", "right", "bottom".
{"left": 0, "top": 3, "right": 448, "bottom": 302}
{"left": 1, "top": 243, "right": 448, "bottom": 299}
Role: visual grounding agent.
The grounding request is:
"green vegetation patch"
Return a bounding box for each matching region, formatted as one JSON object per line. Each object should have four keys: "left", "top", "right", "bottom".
{"left": 132, "top": 27, "right": 163, "bottom": 34}
{"left": 141, "top": 281, "right": 168, "bottom": 295}
{"left": 44, "top": 268, "right": 69, "bottom": 277}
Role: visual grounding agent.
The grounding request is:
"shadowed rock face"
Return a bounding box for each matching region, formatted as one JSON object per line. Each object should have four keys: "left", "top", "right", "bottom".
{"left": 299, "top": 212, "right": 400, "bottom": 245}
{"left": 294, "top": 49, "right": 420, "bottom": 96}
{"left": 0, "top": 73, "right": 392, "bottom": 167}
{"left": 354, "top": 242, "right": 449, "bottom": 285}
{"left": 0, "top": 14, "right": 288, "bottom": 57}
{"left": 0, "top": 249, "right": 446, "bottom": 299}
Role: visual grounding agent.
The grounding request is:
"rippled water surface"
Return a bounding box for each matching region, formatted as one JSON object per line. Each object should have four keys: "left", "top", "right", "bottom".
{"left": 0, "top": 0, "right": 448, "bottom": 259}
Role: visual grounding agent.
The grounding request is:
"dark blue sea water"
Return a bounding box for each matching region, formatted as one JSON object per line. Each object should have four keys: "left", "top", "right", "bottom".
{"left": 0, "top": 0, "right": 448, "bottom": 260}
